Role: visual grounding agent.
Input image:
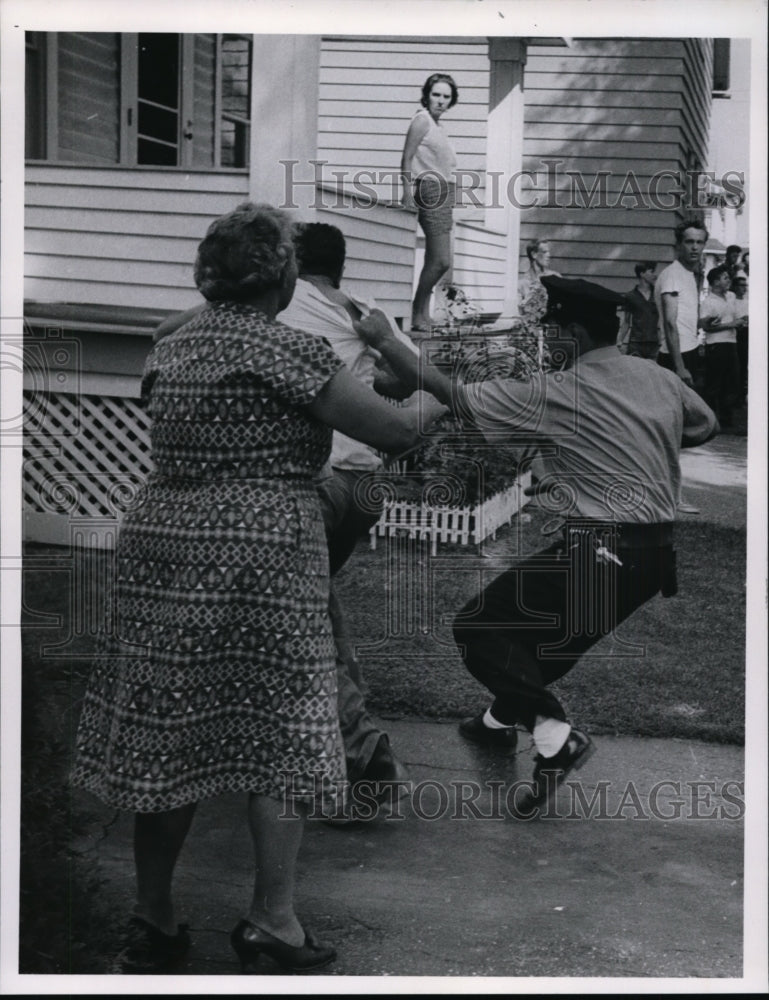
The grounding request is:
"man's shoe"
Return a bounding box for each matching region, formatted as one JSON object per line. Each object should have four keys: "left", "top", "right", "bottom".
{"left": 361, "top": 734, "right": 410, "bottom": 789}
{"left": 459, "top": 713, "right": 518, "bottom": 750}
{"left": 514, "top": 728, "right": 594, "bottom": 816}
{"left": 323, "top": 735, "right": 411, "bottom": 825}
{"left": 676, "top": 501, "right": 700, "bottom": 514}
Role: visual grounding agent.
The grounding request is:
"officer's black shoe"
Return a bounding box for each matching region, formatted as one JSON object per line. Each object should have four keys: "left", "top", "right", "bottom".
{"left": 514, "top": 728, "right": 594, "bottom": 816}
{"left": 459, "top": 713, "right": 518, "bottom": 749}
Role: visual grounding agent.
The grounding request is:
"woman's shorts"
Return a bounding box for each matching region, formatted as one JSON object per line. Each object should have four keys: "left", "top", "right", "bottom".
{"left": 415, "top": 176, "right": 455, "bottom": 237}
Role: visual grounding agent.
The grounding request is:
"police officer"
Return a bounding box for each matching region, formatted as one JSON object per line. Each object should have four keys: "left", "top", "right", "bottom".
{"left": 357, "top": 276, "right": 718, "bottom": 814}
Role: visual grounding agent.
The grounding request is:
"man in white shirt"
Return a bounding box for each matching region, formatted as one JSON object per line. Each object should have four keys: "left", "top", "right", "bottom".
{"left": 654, "top": 218, "right": 709, "bottom": 513}
{"left": 655, "top": 219, "right": 707, "bottom": 387}
{"left": 699, "top": 264, "right": 743, "bottom": 430}
{"left": 279, "top": 223, "right": 422, "bottom": 815}
{"left": 732, "top": 270, "right": 749, "bottom": 406}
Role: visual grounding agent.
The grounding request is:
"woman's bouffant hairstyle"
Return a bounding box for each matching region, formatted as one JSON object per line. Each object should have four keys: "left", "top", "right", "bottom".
{"left": 194, "top": 202, "right": 295, "bottom": 302}
{"left": 420, "top": 73, "right": 459, "bottom": 109}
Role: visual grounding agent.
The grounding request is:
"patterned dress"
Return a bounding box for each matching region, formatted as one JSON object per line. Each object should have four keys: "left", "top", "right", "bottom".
{"left": 71, "top": 301, "right": 346, "bottom": 813}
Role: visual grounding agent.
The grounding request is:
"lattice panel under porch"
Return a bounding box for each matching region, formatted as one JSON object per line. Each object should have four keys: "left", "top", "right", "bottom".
{"left": 23, "top": 390, "right": 152, "bottom": 546}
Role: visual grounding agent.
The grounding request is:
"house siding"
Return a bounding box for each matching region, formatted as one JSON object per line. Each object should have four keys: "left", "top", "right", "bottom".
{"left": 25, "top": 165, "right": 250, "bottom": 310}
{"left": 452, "top": 224, "right": 507, "bottom": 314}
{"left": 519, "top": 38, "right": 714, "bottom": 290}
{"left": 681, "top": 38, "right": 713, "bottom": 168}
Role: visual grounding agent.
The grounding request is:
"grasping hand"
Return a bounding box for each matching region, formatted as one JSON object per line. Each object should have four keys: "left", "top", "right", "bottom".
{"left": 354, "top": 310, "right": 394, "bottom": 350}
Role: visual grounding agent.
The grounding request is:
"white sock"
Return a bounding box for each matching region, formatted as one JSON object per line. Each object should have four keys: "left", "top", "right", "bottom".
{"left": 533, "top": 716, "right": 571, "bottom": 757}
{"left": 483, "top": 707, "right": 514, "bottom": 730}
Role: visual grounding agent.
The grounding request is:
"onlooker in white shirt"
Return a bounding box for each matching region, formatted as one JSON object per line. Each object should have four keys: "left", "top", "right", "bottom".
{"left": 699, "top": 264, "right": 744, "bottom": 430}
{"left": 732, "top": 271, "right": 749, "bottom": 406}
{"left": 655, "top": 219, "right": 708, "bottom": 389}
{"left": 655, "top": 218, "right": 709, "bottom": 513}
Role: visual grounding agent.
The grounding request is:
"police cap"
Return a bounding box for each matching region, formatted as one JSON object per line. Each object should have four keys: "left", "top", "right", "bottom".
{"left": 541, "top": 275, "right": 625, "bottom": 326}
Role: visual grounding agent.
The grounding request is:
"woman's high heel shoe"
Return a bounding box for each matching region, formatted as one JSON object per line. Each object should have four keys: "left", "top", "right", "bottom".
{"left": 230, "top": 918, "right": 337, "bottom": 973}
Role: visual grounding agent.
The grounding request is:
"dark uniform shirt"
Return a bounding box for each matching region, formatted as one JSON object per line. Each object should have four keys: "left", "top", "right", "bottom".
{"left": 460, "top": 347, "right": 716, "bottom": 523}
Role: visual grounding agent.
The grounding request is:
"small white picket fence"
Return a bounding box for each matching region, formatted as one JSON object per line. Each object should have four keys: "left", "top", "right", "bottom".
{"left": 370, "top": 469, "right": 532, "bottom": 555}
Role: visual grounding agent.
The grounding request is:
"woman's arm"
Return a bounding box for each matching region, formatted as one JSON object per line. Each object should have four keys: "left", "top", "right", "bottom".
{"left": 305, "top": 367, "right": 448, "bottom": 454}
{"left": 400, "top": 114, "right": 429, "bottom": 208}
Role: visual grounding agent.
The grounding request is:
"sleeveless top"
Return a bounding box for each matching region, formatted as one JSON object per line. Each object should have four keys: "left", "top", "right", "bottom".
{"left": 410, "top": 107, "right": 456, "bottom": 182}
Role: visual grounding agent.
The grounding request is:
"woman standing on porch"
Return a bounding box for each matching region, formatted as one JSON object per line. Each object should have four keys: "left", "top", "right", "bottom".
{"left": 401, "top": 73, "right": 459, "bottom": 332}
{"left": 70, "top": 202, "right": 445, "bottom": 975}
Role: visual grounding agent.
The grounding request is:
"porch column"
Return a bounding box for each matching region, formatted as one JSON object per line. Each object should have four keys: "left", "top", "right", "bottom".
{"left": 485, "top": 38, "right": 527, "bottom": 319}
{"left": 248, "top": 35, "right": 320, "bottom": 221}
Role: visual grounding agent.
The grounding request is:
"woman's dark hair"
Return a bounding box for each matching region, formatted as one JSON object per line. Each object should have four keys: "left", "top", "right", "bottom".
{"left": 292, "top": 222, "right": 346, "bottom": 287}
{"left": 420, "top": 73, "right": 459, "bottom": 109}
{"left": 194, "top": 202, "right": 294, "bottom": 302}
{"left": 634, "top": 261, "right": 657, "bottom": 278}
{"left": 526, "top": 239, "right": 549, "bottom": 262}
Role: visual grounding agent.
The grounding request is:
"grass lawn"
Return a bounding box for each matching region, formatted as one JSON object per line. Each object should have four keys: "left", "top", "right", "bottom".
{"left": 20, "top": 510, "right": 746, "bottom": 747}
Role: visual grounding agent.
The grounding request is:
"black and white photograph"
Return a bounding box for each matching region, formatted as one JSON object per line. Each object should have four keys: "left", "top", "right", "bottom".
{"left": 1, "top": 0, "right": 767, "bottom": 993}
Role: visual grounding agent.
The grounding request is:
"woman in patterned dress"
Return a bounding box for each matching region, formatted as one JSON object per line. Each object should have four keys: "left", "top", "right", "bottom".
{"left": 71, "top": 203, "right": 445, "bottom": 974}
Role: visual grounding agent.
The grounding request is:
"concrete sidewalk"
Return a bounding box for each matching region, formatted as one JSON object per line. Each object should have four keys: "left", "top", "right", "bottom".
{"left": 678, "top": 432, "right": 748, "bottom": 528}
{"left": 71, "top": 432, "right": 754, "bottom": 982}
{"left": 75, "top": 720, "right": 745, "bottom": 980}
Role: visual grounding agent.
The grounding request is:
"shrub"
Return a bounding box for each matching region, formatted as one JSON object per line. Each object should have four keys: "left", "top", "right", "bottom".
{"left": 388, "top": 413, "right": 529, "bottom": 506}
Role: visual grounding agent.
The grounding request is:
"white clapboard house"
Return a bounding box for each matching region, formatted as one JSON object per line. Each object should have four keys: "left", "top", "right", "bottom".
{"left": 23, "top": 33, "right": 722, "bottom": 545}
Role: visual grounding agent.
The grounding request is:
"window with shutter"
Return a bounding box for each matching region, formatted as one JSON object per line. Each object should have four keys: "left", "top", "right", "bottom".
{"left": 25, "top": 32, "right": 251, "bottom": 170}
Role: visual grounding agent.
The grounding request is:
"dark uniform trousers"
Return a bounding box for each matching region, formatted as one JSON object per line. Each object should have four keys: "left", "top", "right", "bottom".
{"left": 453, "top": 523, "right": 676, "bottom": 732}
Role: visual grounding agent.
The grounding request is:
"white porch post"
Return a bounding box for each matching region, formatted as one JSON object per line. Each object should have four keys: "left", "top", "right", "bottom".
{"left": 485, "top": 38, "right": 527, "bottom": 320}
{"left": 248, "top": 35, "right": 320, "bottom": 221}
